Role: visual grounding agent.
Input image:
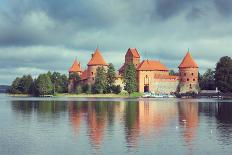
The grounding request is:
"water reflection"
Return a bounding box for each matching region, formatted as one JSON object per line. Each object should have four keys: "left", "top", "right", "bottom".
{"left": 10, "top": 99, "right": 232, "bottom": 154}
{"left": 178, "top": 101, "right": 199, "bottom": 153}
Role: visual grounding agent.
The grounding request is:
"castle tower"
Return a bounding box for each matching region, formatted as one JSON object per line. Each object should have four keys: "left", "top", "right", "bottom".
{"left": 178, "top": 51, "right": 199, "bottom": 93}
{"left": 68, "top": 59, "right": 82, "bottom": 93}
{"left": 87, "top": 48, "right": 108, "bottom": 84}
{"left": 119, "top": 48, "right": 140, "bottom": 75}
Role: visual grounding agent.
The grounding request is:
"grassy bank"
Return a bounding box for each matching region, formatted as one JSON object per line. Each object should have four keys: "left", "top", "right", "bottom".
{"left": 54, "top": 92, "right": 142, "bottom": 98}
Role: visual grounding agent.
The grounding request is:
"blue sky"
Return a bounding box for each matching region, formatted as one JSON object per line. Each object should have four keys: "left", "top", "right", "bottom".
{"left": 0, "top": 0, "right": 232, "bottom": 85}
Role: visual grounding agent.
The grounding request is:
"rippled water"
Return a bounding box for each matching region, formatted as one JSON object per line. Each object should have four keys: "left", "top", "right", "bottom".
{"left": 1, "top": 94, "right": 232, "bottom": 155}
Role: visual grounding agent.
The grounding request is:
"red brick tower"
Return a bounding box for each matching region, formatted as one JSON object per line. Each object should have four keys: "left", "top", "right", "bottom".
{"left": 68, "top": 59, "right": 82, "bottom": 93}
{"left": 178, "top": 51, "right": 199, "bottom": 93}
{"left": 87, "top": 48, "right": 108, "bottom": 84}
{"left": 119, "top": 48, "right": 140, "bottom": 75}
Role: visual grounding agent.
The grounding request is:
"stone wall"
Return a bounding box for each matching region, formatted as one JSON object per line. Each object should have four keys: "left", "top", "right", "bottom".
{"left": 153, "top": 80, "right": 179, "bottom": 94}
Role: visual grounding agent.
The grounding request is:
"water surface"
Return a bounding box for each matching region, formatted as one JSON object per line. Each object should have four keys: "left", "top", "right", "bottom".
{"left": 0, "top": 94, "right": 232, "bottom": 155}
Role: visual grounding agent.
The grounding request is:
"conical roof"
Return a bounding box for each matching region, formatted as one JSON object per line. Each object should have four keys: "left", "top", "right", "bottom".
{"left": 87, "top": 48, "right": 107, "bottom": 66}
{"left": 127, "top": 48, "right": 140, "bottom": 58}
{"left": 179, "top": 52, "right": 198, "bottom": 68}
{"left": 69, "top": 59, "right": 82, "bottom": 72}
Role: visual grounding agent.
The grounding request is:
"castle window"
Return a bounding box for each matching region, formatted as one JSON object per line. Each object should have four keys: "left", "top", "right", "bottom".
{"left": 187, "top": 78, "right": 189, "bottom": 81}
{"left": 92, "top": 77, "right": 94, "bottom": 80}
{"left": 184, "top": 73, "right": 186, "bottom": 76}
{"left": 190, "top": 84, "right": 192, "bottom": 89}
{"left": 192, "top": 73, "right": 194, "bottom": 76}
{"left": 193, "top": 79, "right": 195, "bottom": 81}
{"left": 91, "top": 72, "right": 93, "bottom": 75}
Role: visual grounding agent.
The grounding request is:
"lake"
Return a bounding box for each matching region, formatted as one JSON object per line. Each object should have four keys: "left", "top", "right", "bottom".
{"left": 0, "top": 94, "right": 232, "bottom": 155}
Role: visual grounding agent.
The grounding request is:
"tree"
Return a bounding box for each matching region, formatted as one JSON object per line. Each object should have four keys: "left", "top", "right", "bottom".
{"left": 9, "top": 77, "right": 21, "bottom": 94}
{"left": 20, "top": 75, "right": 34, "bottom": 94}
{"left": 60, "top": 74, "right": 68, "bottom": 93}
{"left": 106, "top": 63, "right": 116, "bottom": 93}
{"left": 215, "top": 56, "right": 232, "bottom": 92}
{"left": 93, "top": 66, "right": 107, "bottom": 94}
{"left": 82, "top": 84, "right": 90, "bottom": 93}
{"left": 9, "top": 75, "right": 34, "bottom": 94}
{"left": 169, "top": 70, "right": 177, "bottom": 76}
{"left": 112, "top": 85, "right": 121, "bottom": 94}
{"left": 123, "top": 62, "right": 137, "bottom": 95}
{"left": 199, "top": 69, "right": 216, "bottom": 90}
{"left": 35, "top": 74, "right": 53, "bottom": 95}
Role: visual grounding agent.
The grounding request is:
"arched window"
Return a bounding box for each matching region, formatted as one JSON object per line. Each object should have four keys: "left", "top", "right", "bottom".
{"left": 184, "top": 73, "right": 187, "bottom": 76}
{"left": 187, "top": 78, "right": 189, "bottom": 81}
{"left": 192, "top": 73, "right": 194, "bottom": 76}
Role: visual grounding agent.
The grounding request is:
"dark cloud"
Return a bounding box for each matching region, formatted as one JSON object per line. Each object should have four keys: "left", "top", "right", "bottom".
{"left": 214, "top": 0, "right": 232, "bottom": 17}
{"left": 0, "top": 0, "right": 231, "bottom": 84}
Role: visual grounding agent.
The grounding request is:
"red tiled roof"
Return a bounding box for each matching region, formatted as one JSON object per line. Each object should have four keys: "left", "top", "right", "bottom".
{"left": 69, "top": 59, "right": 82, "bottom": 72}
{"left": 127, "top": 48, "right": 140, "bottom": 58}
{"left": 87, "top": 48, "right": 107, "bottom": 66}
{"left": 81, "top": 70, "right": 88, "bottom": 80}
{"left": 137, "top": 60, "right": 169, "bottom": 71}
{"left": 179, "top": 52, "right": 198, "bottom": 68}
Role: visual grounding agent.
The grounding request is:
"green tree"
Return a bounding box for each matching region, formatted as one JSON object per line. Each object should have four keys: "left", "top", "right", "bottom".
{"left": 9, "top": 75, "right": 34, "bottom": 94}
{"left": 9, "top": 77, "right": 22, "bottom": 94}
{"left": 123, "top": 62, "right": 137, "bottom": 95}
{"left": 112, "top": 85, "right": 121, "bottom": 94}
{"left": 82, "top": 84, "right": 91, "bottom": 93}
{"left": 35, "top": 74, "right": 53, "bottom": 95}
{"left": 199, "top": 69, "right": 216, "bottom": 90}
{"left": 75, "top": 85, "right": 82, "bottom": 94}
{"left": 106, "top": 63, "right": 116, "bottom": 93}
{"left": 215, "top": 56, "right": 232, "bottom": 92}
{"left": 20, "top": 75, "right": 34, "bottom": 94}
{"left": 169, "top": 70, "right": 176, "bottom": 76}
{"left": 93, "top": 66, "right": 107, "bottom": 94}
{"left": 60, "top": 74, "right": 68, "bottom": 93}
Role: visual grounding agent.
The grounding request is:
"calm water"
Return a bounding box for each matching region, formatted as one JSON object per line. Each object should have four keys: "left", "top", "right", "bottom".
{"left": 1, "top": 94, "right": 232, "bottom": 155}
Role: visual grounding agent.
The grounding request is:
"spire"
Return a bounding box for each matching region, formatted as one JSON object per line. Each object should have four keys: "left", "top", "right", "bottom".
{"left": 178, "top": 51, "right": 198, "bottom": 68}
{"left": 87, "top": 48, "right": 107, "bottom": 66}
{"left": 69, "top": 59, "right": 82, "bottom": 72}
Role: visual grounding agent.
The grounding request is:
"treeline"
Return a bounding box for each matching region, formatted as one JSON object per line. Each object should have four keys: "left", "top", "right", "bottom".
{"left": 8, "top": 72, "right": 68, "bottom": 96}
{"left": 199, "top": 56, "right": 232, "bottom": 93}
{"left": 70, "top": 63, "right": 122, "bottom": 94}
{"left": 8, "top": 62, "right": 139, "bottom": 96}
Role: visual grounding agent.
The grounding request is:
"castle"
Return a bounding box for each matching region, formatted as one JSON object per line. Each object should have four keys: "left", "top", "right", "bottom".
{"left": 68, "top": 48, "right": 199, "bottom": 94}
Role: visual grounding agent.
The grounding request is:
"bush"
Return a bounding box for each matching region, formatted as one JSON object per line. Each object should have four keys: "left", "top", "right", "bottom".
{"left": 82, "top": 84, "right": 91, "bottom": 94}
{"left": 75, "top": 85, "right": 82, "bottom": 94}
{"left": 112, "top": 85, "right": 121, "bottom": 94}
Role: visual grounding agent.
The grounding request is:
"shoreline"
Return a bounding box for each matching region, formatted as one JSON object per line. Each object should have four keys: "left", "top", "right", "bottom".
{"left": 6, "top": 93, "right": 142, "bottom": 98}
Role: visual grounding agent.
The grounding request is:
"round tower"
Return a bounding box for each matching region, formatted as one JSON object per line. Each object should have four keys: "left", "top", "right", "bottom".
{"left": 87, "top": 48, "right": 108, "bottom": 84}
{"left": 68, "top": 59, "right": 82, "bottom": 93}
{"left": 178, "top": 51, "right": 199, "bottom": 93}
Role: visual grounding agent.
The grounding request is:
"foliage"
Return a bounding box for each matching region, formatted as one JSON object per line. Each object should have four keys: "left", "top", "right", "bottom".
{"left": 51, "top": 72, "right": 68, "bottom": 93}
{"left": 169, "top": 70, "right": 178, "bottom": 76}
{"left": 93, "top": 66, "right": 107, "bottom": 94}
{"left": 123, "top": 62, "right": 137, "bottom": 95}
{"left": 111, "top": 85, "right": 121, "bottom": 94}
{"left": 75, "top": 85, "right": 82, "bottom": 94}
{"left": 9, "top": 75, "right": 34, "bottom": 94}
{"left": 34, "top": 74, "right": 53, "bottom": 96}
{"left": 199, "top": 68, "right": 216, "bottom": 90}
{"left": 106, "top": 63, "right": 116, "bottom": 93}
{"left": 215, "top": 56, "right": 232, "bottom": 93}
{"left": 82, "top": 84, "right": 91, "bottom": 94}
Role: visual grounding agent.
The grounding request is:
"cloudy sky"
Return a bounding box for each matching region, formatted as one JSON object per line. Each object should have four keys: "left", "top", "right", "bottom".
{"left": 0, "top": 0, "right": 232, "bottom": 85}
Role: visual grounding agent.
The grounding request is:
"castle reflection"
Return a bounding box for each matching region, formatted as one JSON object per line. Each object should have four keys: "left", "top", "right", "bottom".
{"left": 11, "top": 99, "right": 232, "bottom": 151}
